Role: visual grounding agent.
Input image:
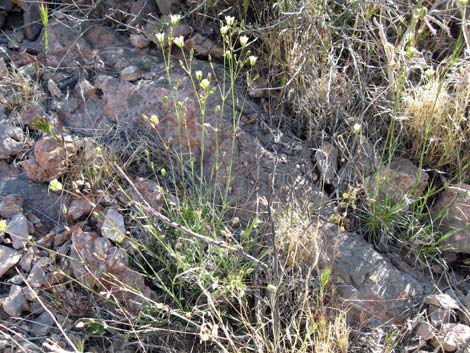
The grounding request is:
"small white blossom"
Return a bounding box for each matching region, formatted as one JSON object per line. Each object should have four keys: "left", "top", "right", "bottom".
{"left": 353, "top": 123, "right": 361, "bottom": 133}
{"left": 155, "top": 32, "right": 165, "bottom": 44}
{"left": 248, "top": 55, "right": 257, "bottom": 66}
{"left": 173, "top": 36, "right": 184, "bottom": 48}
{"left": 220, "top": 25, "right": 229, "bottom": 36}
{"left": 170, "top": 14, "right": 181, "bottom": 26}
{"left": 225, "top": 16, "right": 235, "bottom": 27}
{"left": 195, "top": 70, "right": 203, "bottom": 81}
{"left": 200, "top": 79, "right": 210, "bottom": 90}
{"left": 239, "top": 35, "right": 249, "bottom": 47}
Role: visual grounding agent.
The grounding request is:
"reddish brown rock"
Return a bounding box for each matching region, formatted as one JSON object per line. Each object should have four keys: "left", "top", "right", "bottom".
{"left": 185, "top": 33, "right": 224, "bottom": 58}
{"left": 367, "top": 157, "right": 429, "bottom": 201}
{"left": 66, "top": 197, "right": 94, "bottom": 222}
{"left": 0, "top": 194, "right": 23, "bottom": 218}
{"left": 70, "top": 226, "right": 152, "bottom": 314}
{"left": 432, "top": 184, "right": 470, "bottom": 253}
{"left": 21, "top": 136, "right": 75, "bottom": 183}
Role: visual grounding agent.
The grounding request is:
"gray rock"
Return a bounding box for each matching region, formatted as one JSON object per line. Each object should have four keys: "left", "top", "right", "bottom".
{"left": 0, "top": 120, "right": 25, "bottom": 159}
{"left": 0, "top": 174, "right": 66, "bottom": 223}
{"left": 27, "top": 257, "right": 50, "bottom": 288}
{"left": 315, "top": 142, "right": 338, "bottom": 185}
{"left": 436, "top": 323, "right": 470, "bottom": 352}
{"left": 0, "top": 0, "right": 14, "bottom": 11}
{"left": 319, "top": 222, "right": 430, "bottom": 324}
{"left": 0, "top": 194, "right": 24, "bottom": 218}
{"left": 29, "top": 310, "right": 55, "bottom": 337}
{"left": 0, "top": 245, "right": 22, "bottom": 277}
{"left": 0, "top": 56, "right": 7, "bottom": 76}
{"left": 18, "top": 247, "right": 35, "bottom": 272}
{"left": 425, "top": 294, "right": 460, "bottom": 310}
{"left": 120, "top": 65, "right": 142, "bottom": 82}
{"left": 7, "top": 212, "right": 30, "bottom": 249}
{"left": 432, "top": 184, "right": 470, "bottom": 254}
{"left": 130, "top": 33, "right": 150, "bottom": 49}
{"left": 23, "top": 1, "right": 42, "bottom": 41}
{"left": 2, "top": 285, "right": 27, "bottom": 317}
{"left": 100, "top": 208, "right": 126, "bottom": 243}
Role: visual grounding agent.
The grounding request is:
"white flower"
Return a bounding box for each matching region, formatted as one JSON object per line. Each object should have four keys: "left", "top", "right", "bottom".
{"left": 200, "top": 78, "right": 210, "bottom": 90}
{"left": 49, "top": 179, "right": 63, "bottom": 192}
{"left": 170, "top": 14, "right": 181, "bottom": 26}
{"left": 173, "top": 36, "right": 184, "bottom": 48}
{"left": 195, "top": 70, "right": 203, "bottom": 81}
{"left": 248, "top": 55, "right": 257, "bottom": 66}
{"left": 225, "top": 16, "right": 235, "bottom": 27}
{"left": 155, "top": 32, "right": 165, "bottom": 44}
{"left": 353, "top": 123, "right": 361, "bottom": 133}
{"left": 220, "top": 25, "right": 229, "bottom": 36}
{"left": 239, "top": 35, "right": 249, "bottom": 47}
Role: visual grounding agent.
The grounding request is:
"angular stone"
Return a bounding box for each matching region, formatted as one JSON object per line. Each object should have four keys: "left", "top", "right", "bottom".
{"left": 130, "top": 33, "right": 150, "bottom": 49}
{"left": 120, "top": 65, "right": 142, "bottom": 82}
{"left": 47, "top": 79, "right": 62, "bottom": 98}
{"left": 2, "top": 285, "right": 27, "bottom": 317}
{"left": 367, "top": 157, "right": 429, "bottom": 202}
{"left": 7, "top": 212, "right": 30, "bottom": 249}
{"left": 0, "top": 194, "right": 23, "bottom": 218}
{"left": 0, "top": 120, "right": 25, "bottom": 159}
{"left": 66, "top": 197, "right": 94, "bottom": 222}
{"left": 23, "top": 1, "right": 42, "bottom": 41}
{"left": 70, "top": 226, "right": 151, "bottom": 314}
{"left": 29, "top": 310, "right": 55, "bottom": 337}
{"left": 0, "top": 245, "right": 22, "bottom": 278}
{"left": 437, "top": 323, "right": 470, "bottom": 352}
{"left": 185, "top": 33, "right": 223, "bottom": 58}
{"left": 27, "top": 257, "right": 50, "bottom": 288}
{"left": 0, "top": 174, "right": 66, "bottom": 223}
{"left": 319, "top": 222, "right": 430, "bottom": 324}
{"left": 20, "top": 135, "right": 75, "bottom": 183}
{"left": 100, "top": 208, "right": 126, "bottom": 243}
{"left": 432, "top": 184, "right": 470, "bottom": 253}
{"left": 425, "top": 294, "right": 460, "bottom": 310}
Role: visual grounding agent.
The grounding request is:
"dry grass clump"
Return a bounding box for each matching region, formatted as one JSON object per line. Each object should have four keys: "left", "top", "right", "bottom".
{"left": 400, "top": 62, "right": 470, "bottom": 178}
{"left": 275, "top": 207, "right": 320, "bottom": 268}
{"left": 0, "top": 64, "right": 44, "bottom": 113}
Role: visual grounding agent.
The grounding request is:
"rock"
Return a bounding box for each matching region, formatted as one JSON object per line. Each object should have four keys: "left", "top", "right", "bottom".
{"left": 131, "top": 177, "right": 163, "bottom": 211}
{"left": 185, "top": 33, "right": 224, "bottom": 58}
{"left": 47, "top": 79, "right": 62, "bottom": 98}
{"left": 315, "top": 142, "right": 338, "bottom": 185}
{"left": 70, "top": 226, "right": 151, "bottom": 314}
{"left": 22, "top": 1, "right": 42, "bottom": 40}
{"left": 429, "top": 307, "right": 453, "bottom": 327}
{"left": 0, "top": 57, "right": 7, "bottom": 76}
{"left": 21, "top": 135, "right": 75, "bottom": 183}
{"left": 0, "top": 174, "right": 66, "bottom": 223}
{"left": 319, "top": 222, "right": 430, "bottom": 324}
{"left": 432, "top": 184, "right": 470, "bottom": 254}
{"left": 425, "top": 294, "right": 460, "bottom": 310}
{"left": 120, "top": 65, "right": 142, "bottom": 82}
{"left": 66, "top": 197, "right": 94, "bottom": 222}
{"left": 436, "top": 323, "right": 470, "bottom": 352}
{"left": 100, "top": 208, "right": 126, "bottom": 243}
{"left": 0, "top": 119, "right": 25, "bottom": 159}
{"left": 18, "top": 103, "right": 47, "bottom": 126}
{"left": 0, "top": 245, "right": 22, "bottom": 278}
{"left": 7, "top": 212, "right": 30, "bottom": 249}
{"left": 416, "top": 322, "right": 436, "bottom": 341}
{"left": 0, "top": 1, "right": 14, "bottom": 11}
{"left": 145, "top": 21, "right": 192, "bottom": 48}
{"left": 18, "top": 247, "right": 35, "bottom": 272}
{"left": 0, "top": 194, "right": 23, "bottom": 218}
{"left": 366, "top": 157, "right": 429, "bottom": 201}
{"left": 130, "top": 33, "right": 150, "bottom": 48}
{"left": 29, "top": 310, "right": 55, "bottom": 337}
{"left": 27, "top": 257, "right": 50, "bottom": 288}
{"left": 2, "top": 285, "right": 27, "bottom": 317}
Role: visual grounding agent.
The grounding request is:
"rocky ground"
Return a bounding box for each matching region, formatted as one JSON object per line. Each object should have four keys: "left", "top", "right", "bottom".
{"left": 0, "top": 1, "right": 469, "bottom": 352}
